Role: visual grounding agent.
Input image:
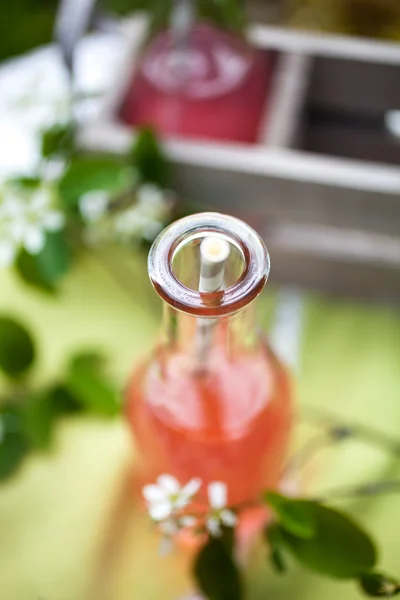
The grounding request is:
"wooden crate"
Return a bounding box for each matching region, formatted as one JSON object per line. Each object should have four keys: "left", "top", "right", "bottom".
{"left": 81, "top": 18, "right": 400, "bottom": 301}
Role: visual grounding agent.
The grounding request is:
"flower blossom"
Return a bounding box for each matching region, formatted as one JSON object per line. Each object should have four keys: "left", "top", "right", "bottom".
{"left": 158, "top": 515, "right": 198, "bottom": 555}
{"left": 80, "top": 183, "right": 172, "bottom": 245}
{"left": 79, "top": 190, "right": 109, "bottom": 223}
{"left": 143, "top": 474, "right": 201, "bottom": 521}
{"left": 143, "top": 476, "right": 238, "bottom": 552}
{"left": 206, "top": 482, "right": 237, "bottom": 537}
{"left": 0, "top": 181, "right": 65, "bottom": 267}
{"left": 114, "top": 184, "right": 172, "bottom": 242}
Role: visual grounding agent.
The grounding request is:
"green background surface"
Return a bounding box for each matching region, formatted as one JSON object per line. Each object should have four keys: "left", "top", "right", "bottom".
{"left": 0, "top": 249, "right": 399, "bottom": 600}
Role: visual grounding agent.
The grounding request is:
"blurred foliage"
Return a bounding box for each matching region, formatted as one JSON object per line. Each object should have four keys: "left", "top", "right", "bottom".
{"left": 0, "top": 404, "right": 30, "bottom": 480}
{"left": 272, "top": 503, "right": 376, "bottom": 579}
{"left": 0, "top": 0, "right": 246, "bottom": 62}
{"left": 0, "top": 316, "right": 35, "bottom": 379}
{"left": 59, "top": 157, "right": 132, "bottom": 210}
{"left": 289, "top": 0, "right": 400, "bottom": 40}
{"left": 263, "top": 493, "right": 379, "bottom": 580}
{"left": 16, "top": 231, "right": 72, "bottom": 293}
{"left": 194, "top": 529, "right": 243, "bottom": 600}
{"left": 41, "top": 123, "right": 76, "bottom": 159}
{"left": 140, "top": 0, "right": 246, "bottom": 35}
{"left": 102, "top": 0, "right": 147, "bottom": 13}
{"left": 0, "top": 315, "right": 121, "bottom": 481}
{"left": 191, "top": 491, "right": 400, "bottom": 599}
{"left": 0, "top": 0, "right": 57, "bottom": 61}
{"left": 265, "top": 522, "right": 287, "bottom": 573}
{"left": 360, "top": 572, "right": 400, "bottom": 597}
{"left": 2, "top": 0, "right": 400, "bottom": 63}
{"left": 6, "top": 125, "right": 171, "bottom": 293}
{"left": 66, "top": 351, "right": 120, "bottom": 416}
{"left": 131, "top": 127, "right": 170, "bottom": 187}
{"left": 100, "top": 0, "right": 246, "bottom": 34}
{"left": 265, "top": 491, "right": 316, "bottom": 539}
{"left": 338, "top": 0, "right": 400, "bottom": 40}
{"left": 260, "top": 492, "right": 400, "bottom": 597}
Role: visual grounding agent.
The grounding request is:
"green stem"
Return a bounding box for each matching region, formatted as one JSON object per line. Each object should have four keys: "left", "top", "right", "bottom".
{"left": 302, "top": 405, "right": 400, "bottom": 457}
{"left": 282, "top": 432, "right": 338, "bottom": 477}
{"left": 313, "top": 479, "right": 400, "bottom": 502}
{"left": 107, "top": 187, "right": 137, "bottom": 214}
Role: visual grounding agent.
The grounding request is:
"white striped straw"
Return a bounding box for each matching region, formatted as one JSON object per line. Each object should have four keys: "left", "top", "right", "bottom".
{"left": 195, "top": 236, "right": 230, "bottom": 368}
{"left": 199, "top": 236, "right": 230, "bottom": 293}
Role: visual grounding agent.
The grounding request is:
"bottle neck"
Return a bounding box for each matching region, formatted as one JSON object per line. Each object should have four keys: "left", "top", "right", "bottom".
{"left": 161, "top": 302, "right": 259, "bottom": 366}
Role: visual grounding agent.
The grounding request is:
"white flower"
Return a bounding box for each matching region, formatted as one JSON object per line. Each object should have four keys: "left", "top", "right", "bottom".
{"left": 158, "top": 514, "right": 197, "bottom": 555}
{"left": 0, "top": 181, "right": 65, "bottom": 267}
{"left": 113, "top": 184, "right": 171, "bottom": 242}
{"left": 206, "top": 482, "right": 237, "bottom": 537}
{"left": 41, "top": 159, "right": 66, "bottom": 182}
{"left": 79, "top": 190, "right": 109, "bottom": 223}
{"left": 114, "top": 208, "right": 165, "bottom": 242}
{"left": 80, "top": 183, "right": 173, "bottom": 245}
{"left": 143, "top": 474, "right": 202, "bottom": 521}
{"left": 137, "top": 184, "right": 168, "bottom": 212}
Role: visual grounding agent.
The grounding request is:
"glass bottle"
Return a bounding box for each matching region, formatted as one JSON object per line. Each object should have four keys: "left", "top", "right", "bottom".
{"left": 126, "top": 213, "right": 293, "bottom": 521}
{"left": 119, "top": 2, "right": 272, "bottom": 143}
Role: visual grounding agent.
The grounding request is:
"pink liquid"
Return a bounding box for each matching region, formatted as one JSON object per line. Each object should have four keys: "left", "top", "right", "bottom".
{"left": 120, "top": 25, "right": 272, "bottom": 143}
{"left": 126, "top": 339, "right": 292, "bottom": 508}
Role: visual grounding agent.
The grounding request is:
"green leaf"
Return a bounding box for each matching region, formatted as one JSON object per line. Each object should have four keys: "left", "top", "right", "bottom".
{"left": 16, "top": 250, "right": 54, "bottom": 293}
{"left": 130, "top": 1, "right": 246, "bottom": 37}
{"left": 66, "top": 357, "right": 120, "bottom": 417}
{"left": 218, "top": 0, "right": 246, "bottom": 31}
{"left": 270, "top": 546, "right": 286, "bottom": 574}
{"left": 265, "top": 492, "right": 316, "bottom": 539}
{"left": 0, "top": 316, "right": 35, "bottom": 378}
{"left": 103, "top": 0, "right": 149, "bottom": 14}
{"left": 0, "top": 431, "right": 29, "bottom": 481}
{"left": 279, "top": 502, "right": 377, "bottom": 579}
{"left": 359, "top": 571, "right": 400, "bottom": 597}
{"left": 194, "top": 536, "right": 243, "bottom": 600}
{"left": 199, "top": 0, "right": 246, "bottom": 32}
{"left": 41, "top": 123, "right": 75, "bottom": 159}
{"left": 131, "top": 128, "right": 169, "bottom": 187}
{"left": 69, "top": 351, "right": 105, "bottom": 374}
{"left": 22, "top": 392, "right": 57, "bottom": 450}
{"left": 0, "top": 406, "right": 30, "bottom": 481}
{"left": 66, "top": 370, "right": 120, "bottom": 416}
{"left": 219, "top": 525, "right": 235, "bottom": 556}
{"left": 265, "top": 522, "right": 287, "bottom": 574}
{"left": 21, "top": 384, "right": 84, "bottom": 450}
{"left": 65, "top": 351, "right": 119, "bottom": 417}
{"left": 48, "top": 384, "right": 83, "bottom": 415}
{"left": 59, "top": 157, "right": 132, "bottom": 209}
{"left": 16, "top": 231, "right": 71, "bottom": 292}
{"left": 146, "top": 0, "right": 173, "bottom": 35}
{"left": 10, "top": 176, "right": 41, "bottom": 189}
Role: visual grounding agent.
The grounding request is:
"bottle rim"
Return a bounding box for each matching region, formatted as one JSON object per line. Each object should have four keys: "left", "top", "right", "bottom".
{"left": 148, "top": 212, "right": 270, "bottom": 317}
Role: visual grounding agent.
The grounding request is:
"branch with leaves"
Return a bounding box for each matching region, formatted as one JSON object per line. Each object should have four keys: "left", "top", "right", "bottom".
{"left": 1, "top": 314, "right": 398, "bottom": 598}
{"left": 0, "top": 315, "right": 121, "bottom": 481}
{"left": 141, "top": 474, "right": 400, "bottom": 600}
{"left": 1, "top": 314, "right": 399, "bottom": 598}
{"left": 0, "top": 123, "right": 174, "bottom": 294}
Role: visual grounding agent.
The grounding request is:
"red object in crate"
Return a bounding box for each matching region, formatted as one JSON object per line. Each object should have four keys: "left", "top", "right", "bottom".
{"left": 120, "top": 25, "right": 272, "bottom": 143}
